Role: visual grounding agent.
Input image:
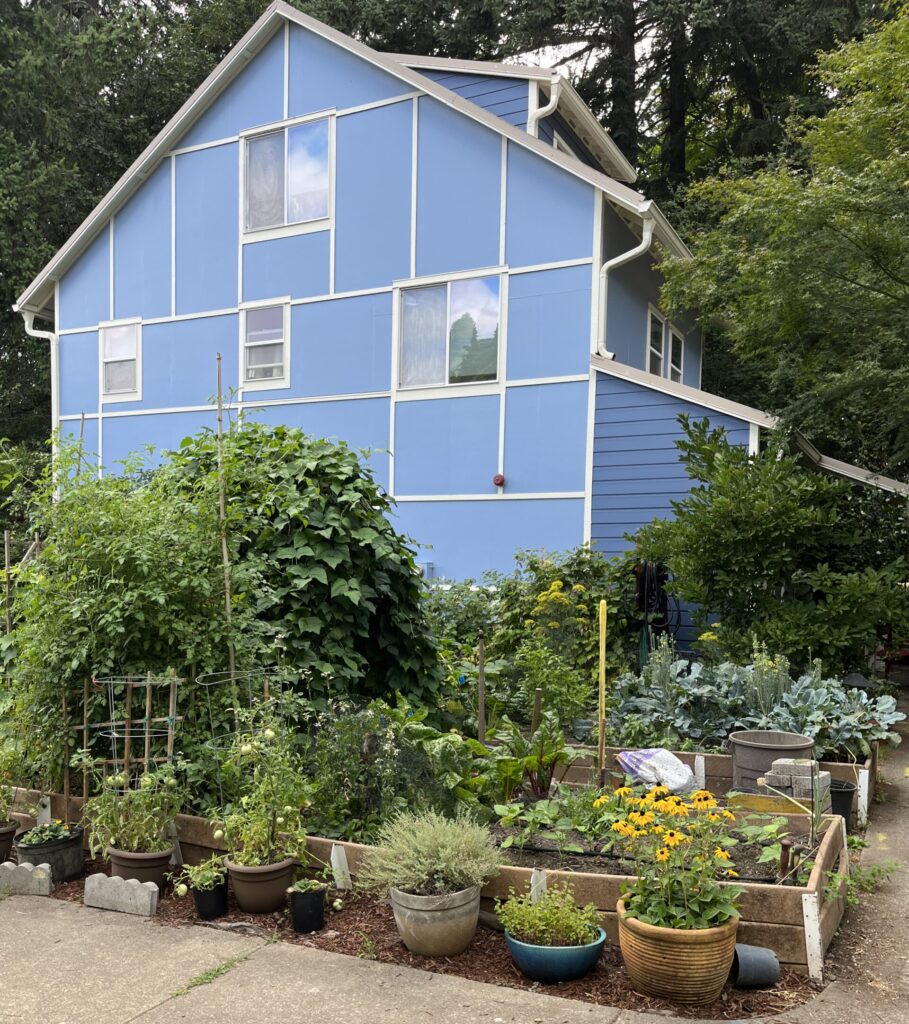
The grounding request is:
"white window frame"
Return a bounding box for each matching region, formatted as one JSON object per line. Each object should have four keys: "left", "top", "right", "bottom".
{"left": 668, "top": 326, "right": 684, "bottom": 383}
{"left": 646, "top": 307, "right": 686, "bottom": 383}
{"left": 553, "top": 130, "right": 579, "bottom": 160}
{"left": 99, "top": 318, "right": 142, "bottom": 404}
{"left": 241, "top": 111, "right": 335, "bottom": 242}
{"left": 239, "top": 298, "right": 291, "bottom": 391}
{"left": 647, "top": 306, "right": 665, "bottom": 377}
{"left": 396, "top": 271, "right": 504, "bottom": 392}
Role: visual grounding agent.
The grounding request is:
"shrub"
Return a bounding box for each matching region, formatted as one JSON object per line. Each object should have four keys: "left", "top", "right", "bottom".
{"left": 357, "top": 810, "right": 501, "bottom": 897}
{"left": 496, "top": 885, "right": 600, "bottom": 946}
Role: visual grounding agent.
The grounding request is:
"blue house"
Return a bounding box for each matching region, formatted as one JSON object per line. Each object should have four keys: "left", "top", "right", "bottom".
{"left": 15, "top": 2, "right": 906, "bottom": 580}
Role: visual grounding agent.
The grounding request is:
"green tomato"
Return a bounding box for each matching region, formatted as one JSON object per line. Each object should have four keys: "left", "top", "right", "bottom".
{"left": 213, "top": 828, "right": 225, "bottom": 842}
{"left": 263, "top": 728, "right": 276, "bottom": 741}
{"left": 240, "top": 744, "right": 253, "bottom": 756}
{"left": 140, "top": 775, "right": 153, "bottom": 789}
{"left": 175, "top": 883, "right": 188, "bottom": 897}
{"left": 283, "top": 806, "right": 293, "bottom": 815}
{"left": 166, "top": 778, "right": 177, "bottom": 789}
{"left": 275, "top": 817, "right": 285, "bottom": 826}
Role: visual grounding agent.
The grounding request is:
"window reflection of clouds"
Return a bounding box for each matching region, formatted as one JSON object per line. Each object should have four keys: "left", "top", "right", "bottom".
{"left": 449, "top": 276, "right": 499, "bottom": 383}
{"left": 287, "top": 120, "right": 329, "bottom": 223}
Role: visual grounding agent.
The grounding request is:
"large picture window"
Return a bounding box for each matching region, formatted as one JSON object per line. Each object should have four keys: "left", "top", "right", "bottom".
{"left": 399, "top": 276, "right": 500, "bottom": 388}
{"left": 243, "top": 304, "right": 288, "bottom": 387}
{"left": 101, "top": 322, "right": 140, "bottom": 399}
{"left": 245, "top": 118, "right": 330, "bottom": 233}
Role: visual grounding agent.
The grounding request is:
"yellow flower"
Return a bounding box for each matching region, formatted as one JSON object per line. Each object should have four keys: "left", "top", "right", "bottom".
{"left": 651, "top": 824, "right": 665, "bottom": 834}
{"left": 649, "top": 786, "right": 669, "bottom": 799}
{"left": 722, "top": 810, "right": 736, "bottom": 822}
{"left": 571, "top": 583, "right": 586, "bottom": 593}
{"left": 613, "top": 787, "right": 634, "bottom": 799}
{"left": 612, "top": 820, "right": 634, "bottom": 837}
{"left": 655, "top": 847, "right": 670, "bottom": 862}
{"left": 707, "top": 813, "right": 721, "bottom": 823}
{"left": 698, "top": 630, "right": 719, "bottom": 642}
{"left": 725, "top": 869, "right": 740, "bottom": 878}
{"left": 546, "top": 621, "right": 560, "bottom": 629}
{"left": 592, "top": 795, "right": 609, "bottom": 809}
{"left": 714, "top": 847, "right": 731, "bottom": 861}
{"left": 550, "top": 580, "right": 564, "bottom": 591}
{"left": 628, "top": 810, "right": 655, "bottom": 827}
{"left": 663, "top": 830, "right": 688, "bottom": 848}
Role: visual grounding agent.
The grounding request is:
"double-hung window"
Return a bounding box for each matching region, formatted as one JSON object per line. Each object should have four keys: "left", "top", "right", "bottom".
{"left": 245, "top": 117, "right": 330, "bottom": 233}
{"left": 668, "top": 329, "right": 684, "bottom": 382}
{"left": 647, "top": 309, "right": 685, "bottom": 382}
{"left": 101, "top": 322, "right": 140, "bottom": 401}
{"left": 399, "top": 275, "right": 501, "bottom": 388}
{"left": 648, "top": 310, "right": 665, "bottom": 376}
{"left": 243, "top": 304, "right": 289, "bottom": 388}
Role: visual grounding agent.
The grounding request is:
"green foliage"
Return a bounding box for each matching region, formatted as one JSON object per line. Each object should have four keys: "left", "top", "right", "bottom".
{"left": 357, "top": 809, "right": 501, "bottom": 897}
{"left": 289, "top": 876, "right": 328, "bottom": 894}
{"left": 171, "top": 855, "right": 227, "bottom": 893}
{"left": 494, "top": 798, "right": 583, "bottom": 854}
{"left": 16, "top": 821, "right": 78, "bottom": 845}
{"left": 77, "top": 757, "right": 185, "bottom": 856}
{"left": 826, "top": 859, "right": 900, "bottom": 906}
{"left": 512, "top": 638, "right": 592, "bottom": 728}
{"left": 496, "top": 884, "right": 600, "bottom": 947}
{"left": 635, "top": 418, "right": 909, "bottom": 673}
{"left": 490, "top": 712, "right": 576, "bottom": 801}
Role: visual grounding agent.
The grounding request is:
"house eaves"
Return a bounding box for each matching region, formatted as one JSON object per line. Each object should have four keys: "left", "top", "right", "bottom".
{"left": 15, "top": 0, "right": 688, "bottom": 320}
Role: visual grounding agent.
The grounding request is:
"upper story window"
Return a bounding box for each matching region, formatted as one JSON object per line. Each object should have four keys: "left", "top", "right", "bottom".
{"left": 101, "top": 322, "right": 140, "bottom": 401}
{"left": 553, "top": 131, "right": 578, "bottom": 159}
{"left": 245, "top": 118, "right": 330, "bottom": 233}
{"left": 399, "top": 275, "right": 501, "bottom": 388}
{"left": 647, "top": 308, "right": 685, "bottom": 383}
{"left": 242, "top": 303, "right": 289, "bottom": 389}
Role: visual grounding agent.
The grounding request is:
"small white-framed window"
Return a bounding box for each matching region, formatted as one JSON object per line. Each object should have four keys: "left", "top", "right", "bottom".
{"left": 399, "top": 275, "right": 501, "bottom": 388}
{"left": 245, "top": 117, "right": 331, "bottom": 233}
{"left": 669, "top": 329, "right": 684, "bottom": 383}
{"left": 553, "top": 130, "right": 579, "bottom": 159}
{"left": 647, "top": 310, "right": 664, "bottom": 376}
{"left": 101, "top": 321, "right": 141, "bottom": 402}
{"left": 242, "top": 302, "right": 290, "bottom": 389}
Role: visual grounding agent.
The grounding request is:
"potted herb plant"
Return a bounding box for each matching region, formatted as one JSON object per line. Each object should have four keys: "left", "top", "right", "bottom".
{"left": 496, "top": 884, "right": 606, "bottom": 983}
{"left": 171, "top": 855, "right": 228, "bottom": 920}
{"left": 287, "top": 877, "right": 327, "bottom": 934}
{"left": 76, "top": 753, "right": 184, "bottom": 890}
{"left": 15, "top": 820, "right": 85, "bottom": 881}
{"left": 216, "top": 708, "right": 312, "bottom": 914}
{"left": 358, "top": 809, "right": 501, "bottom": 957}
{"left": 0, "top": 780, "right": 17, "bottom": 862}
{"left": 614, "top": 787, "right": 742, "bottom": 1005}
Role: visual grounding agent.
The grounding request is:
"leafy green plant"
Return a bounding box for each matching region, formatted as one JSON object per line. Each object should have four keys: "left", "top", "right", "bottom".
{"left": 512, "top": 637, "right": 592, "bottom": 727}
{"left": 489, "top": 712, "right": 576, "bottom": 801}
{"left": 496, "top": 884, "right": 600, "bottom": 947}
{"left": 171, "top": 854, "right": 226, "bottom": 894}
{"left": 289, "top": 877, "right": 327, "bottom": 894}
{"left": 16, "top": 820, "right": 78, "bottom": 845}
{"left": 495, "top": 798, "right": 583, "bottom": 854}
{"left": 357, "top": 809, "right": 501, "bottom": 897}
{"left": 825, "top": 860, "right": 900, "bottom": 907}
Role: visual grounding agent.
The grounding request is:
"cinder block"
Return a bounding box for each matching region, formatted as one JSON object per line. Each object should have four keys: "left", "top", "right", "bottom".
{"left": 0, "top": 861, "right": 53, "bottom": 896}
{"left": 772, "top": 758, "right": 817, "bottom": 778}
{"left": 84, "top": 873, "right": 158, "bottom": 917}
{"left": 792, "top": 771, "right": 831, "bottom": 799}
{"left": 761, "top": 772, "right": 794, "bottom": 789}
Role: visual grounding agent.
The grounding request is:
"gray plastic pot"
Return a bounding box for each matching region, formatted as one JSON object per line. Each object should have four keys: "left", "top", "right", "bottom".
{"left": 225, "top": 857, "right": 296, "bottom": 914}
{"left": 731, "top": 943, "right": 780, "bottom": 988}
{"left": 389, "top": 885, "right": 481, "bottom": 956}
{"left": 729, "top": 730, "right": 814, "bottom": 792}
{"left": 15, "top": 824, "right": 84, "bottom": 882}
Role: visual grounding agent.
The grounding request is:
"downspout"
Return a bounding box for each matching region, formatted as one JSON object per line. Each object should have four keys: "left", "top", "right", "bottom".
{"left": 596, "top": 202, "right": 655, "bottom": 358}
{"left": 527, "top": 72, "right": 561, "bottom": 138}
{"left": 19, "top": 309, "right": 59, "bottom": 434}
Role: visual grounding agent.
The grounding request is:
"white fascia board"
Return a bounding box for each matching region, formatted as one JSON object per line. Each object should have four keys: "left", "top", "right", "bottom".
{"left": 792, "top": 432, "right": 909, "bottom": 496}
{"left": 591, "top": 354, "right": 777, "bottom": 428}
{"left": 16, "top": 0, "right": 684, "bottom": 318}
{"left": 386, "top": 52, "right": 552, "bottom": 81}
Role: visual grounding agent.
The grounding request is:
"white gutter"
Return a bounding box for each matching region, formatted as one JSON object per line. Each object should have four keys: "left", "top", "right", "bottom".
{"left": 596, "top": 204, "right": 655, "bottom": 358}
{"left": 527, "top": 72, "right": 561, "bottom": 138}
{"left": 20, "top": 310, "right": 59, "bottom": 434}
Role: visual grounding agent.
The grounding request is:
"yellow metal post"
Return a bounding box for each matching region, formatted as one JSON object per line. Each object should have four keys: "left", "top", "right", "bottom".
{"left": 598, "top": 599, "right": 607, "bottom": 788}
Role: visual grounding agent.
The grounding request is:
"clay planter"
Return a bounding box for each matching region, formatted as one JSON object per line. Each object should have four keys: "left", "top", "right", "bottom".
{"left": 16, "top": 824, "right": 85, "bottom": 882}
{"left": 108, "top": 846, "right": 174, "bottom": 890}
{"left": 0, "top": 820, "right": 18, "bottom": 862}
{"left": 225, "top": 857, "right": 296, "bottom": 913}
{"left": 389, "top": 885, "right": 481, "bottom": 956}
{"left": 617, "top": 899, "right": 739, "bottom": 1005}
{"left": 505, "top": 927, "right": 607, "bottom": 983}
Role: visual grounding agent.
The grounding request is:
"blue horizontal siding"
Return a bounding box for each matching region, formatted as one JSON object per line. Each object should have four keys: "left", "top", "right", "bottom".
{"left": 419, "top": 70, "right": 529, "bottom": 129}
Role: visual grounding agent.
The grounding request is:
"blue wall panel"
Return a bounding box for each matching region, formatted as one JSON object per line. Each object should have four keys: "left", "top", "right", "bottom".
{"left": 538, "top": 111, "right": 599, "bottom": 170}
{"left": 394, "top": 395, "right": 499, "bottom": 495}
{"left": 175, "top": 144, "right": 238, "bottom": 315}
{"left": 590, "top": 372, "right": 752, "bottom": 559}
{"left": 505, "top": 143, "right": 593, "bottom": 267}
{"left": 416, "top": 98, "right": 501, "bottom": 276}
{"left": 242, "top": 231, "right": 330, "bottom": 302}
{"left": 394, "top": 498, "right": 584, "bottom": 579}
{"left": 128, "top": 315, "right": 239, "bottom": 410}
{"left": 504, "top": 381, "right": 587, "bottom": 493}
{"left": 59, "top": 331, "right": 99, "bottom": 416}
{"left": 114, "top": 161, "right": 171, "bottom": 321}
{"left": 288, "top": 25, "right": 406, "bottom": 116}
{"left": 179, "top": 30, "right": 284, "bottom": 148}
{"left": 419, "top": 70, "right": 530, "bottom": 129}
{"left": 334, "top": 102, "right": 412, "bottom": 292}
{"left": 59, "top": 228, "right": 110, "bottom": 331}
{"left": 507, "top": 266, "right": 591, "bottom": 379}
{"left": 101, "top": 410, "right": 218, "bottom": 468}
{"left": 245, "top": 397, "right": 390, "bottom": 489}
{"left": 60, "top": 417, "right": 99, "bottom": 470}
{"left": 291, "top": 294, "right": 390, "bottom": 398}
{"left": 683, "top": 335, "right": 702, "bottom": 388}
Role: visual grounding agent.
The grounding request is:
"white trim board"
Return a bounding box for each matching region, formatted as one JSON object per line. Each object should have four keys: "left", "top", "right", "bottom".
{"left": 16, "top": 0, "right": 686, "bottom": 319}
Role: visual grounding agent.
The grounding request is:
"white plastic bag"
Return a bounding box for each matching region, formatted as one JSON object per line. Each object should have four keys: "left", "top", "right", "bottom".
{"left": 616, "top": 748, "right": 695, "bottom": 793}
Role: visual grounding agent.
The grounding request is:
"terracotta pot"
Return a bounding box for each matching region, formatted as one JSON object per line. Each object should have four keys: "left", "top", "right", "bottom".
{"left": 616, "top": 898, "right": 739, "bottom": 1005}
{"left": 389, "top": 885, "right": 480, "bottom": 956}
{"left": 107, "top": 846, "right": 174, "bottom": 890}
{"left": 0, "top": 820, "right": 18, "bottom": 863}
{"left": 225, "top": 857, "right": 295, "bottom": 913}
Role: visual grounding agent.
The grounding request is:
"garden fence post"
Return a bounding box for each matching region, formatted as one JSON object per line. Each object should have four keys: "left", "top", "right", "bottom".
{"left": 476, "top": 632, "right": 486, "bottom": 743}
{"left": 3, "top": 530, "right": 10, "bottom": 636}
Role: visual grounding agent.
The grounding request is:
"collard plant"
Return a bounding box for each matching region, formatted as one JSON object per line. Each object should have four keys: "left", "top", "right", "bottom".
{"left": 165, "top": 421, "right": 440, "bottom": 705}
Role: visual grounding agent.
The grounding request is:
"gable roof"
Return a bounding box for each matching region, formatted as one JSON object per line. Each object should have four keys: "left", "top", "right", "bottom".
{"left": 386, "top": 53, "right": 638, "bottom": 184}
{"left": 592, "top": 355, "right": 909, "bottom": 495}
{"left": 15, "top": 0, "right": 688, "bottom": 320}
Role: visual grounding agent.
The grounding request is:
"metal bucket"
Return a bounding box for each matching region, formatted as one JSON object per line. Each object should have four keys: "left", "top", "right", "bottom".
{"left": 729, "top": 730, "right": 814, "bottom": 792}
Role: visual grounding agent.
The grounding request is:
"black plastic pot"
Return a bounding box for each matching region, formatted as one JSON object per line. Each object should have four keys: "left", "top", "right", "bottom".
{"left": 290, "top": 889, "right": 325, "bottom": 934}
{"left": 192, "top": 881, "right": 228, "bottom": 920}
{"left": 731, "top": 943, "right": 780, "bottom": 988}
{"left": 830, "top": 779, "right": 857, "bottom": 821}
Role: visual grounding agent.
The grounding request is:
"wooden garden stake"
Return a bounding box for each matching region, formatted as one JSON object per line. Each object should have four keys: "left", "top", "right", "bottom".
{"left": 123, "top": 679, "right": 133, "bottom": 779}
{"left": 144, "top": 673, "right": 153, "bottom": 769}
{"left": 62, "top": 690, "right": 71, "bottom": 818}
{"left": 83, "top": 679, "right": 90, "bottom": 797}
{"left": 166, "top": 674, "right": 177, "bottom": 761}
{"left": 530, "top": 687, "right": 543, "bottom": 734}
{"left": 3, "top": 530, "right": 11, "bottom": 636}
{"left": 476, "top": 632, "right": 486, "bottom": 742}
{"left": 598, "top": 599, "right": 607, "bottom": 788}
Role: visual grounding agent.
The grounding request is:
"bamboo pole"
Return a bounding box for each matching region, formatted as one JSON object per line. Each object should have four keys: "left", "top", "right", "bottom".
{"left": 598, "top": 599, "right": 607, "bottom": 788}
{"left": 144, "top": 673, "right": 153, "bottom": 769}
{"left": 83, "top": 679, "right": 90, "bottom": 798}
{"left": 476, "top": 632, "right": 486, "bottom": 742}
{"left": 3, "top": 530, "right": 11, "bottom": 635}
{"left": 166, "top": 674, "right": 177, "bottom": 762}
{"left": 62, "top": 690, "right": 71, "bottom": 818}
{"left": 215, "top": 354, "right": 237, "bottom": 695}
{"left": 530, "top": 687, "right": 543, "bottom": 734}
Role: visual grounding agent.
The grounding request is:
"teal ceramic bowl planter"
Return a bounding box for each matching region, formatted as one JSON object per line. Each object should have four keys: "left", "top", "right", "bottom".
{"left": 504, "top": 928, "right": 607, "bottom": 983}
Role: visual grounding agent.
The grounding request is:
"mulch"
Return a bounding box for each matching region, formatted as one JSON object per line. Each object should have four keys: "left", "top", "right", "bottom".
{"left": 49, "top": 858, "right": 819, "bottom": 1021}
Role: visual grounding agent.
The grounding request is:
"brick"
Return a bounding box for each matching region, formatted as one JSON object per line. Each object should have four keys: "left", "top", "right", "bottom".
{"left": 83, "top": 873, "right": 159, "bottom": 917}
{"left": 0, "top": 861, "right": 53, "bottom": 896}
{"left": 771, "top": 758, "right": 817, "bottom": 778}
